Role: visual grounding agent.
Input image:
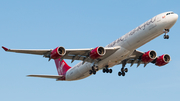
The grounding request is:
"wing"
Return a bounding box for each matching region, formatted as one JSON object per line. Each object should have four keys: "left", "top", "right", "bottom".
{"left": 119, "top": 50, "right": 148, "bottom": 67}
{"left": 2, "top": 46, "right": 52, "bottom": 55}
{"left": 2, "top": 46, "right": 120, "bottom": 63}
{"left": 63, "top": 46, "right": 120, "bottom": 63}
{"left": 27, "top": 75, "right": 63, "bottom": 79}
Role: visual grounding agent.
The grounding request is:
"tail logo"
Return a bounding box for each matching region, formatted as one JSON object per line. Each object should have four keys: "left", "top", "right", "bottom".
{"left": 57, "top": 61, "right": 65, "bottom": 75}
{"left": 54, "top": 59, "right": 71, "bottom": 76}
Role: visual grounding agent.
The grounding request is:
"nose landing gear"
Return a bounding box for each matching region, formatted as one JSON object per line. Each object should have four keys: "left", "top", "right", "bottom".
{"left": 163, "top": 29, "right": 170, "bottom": 39}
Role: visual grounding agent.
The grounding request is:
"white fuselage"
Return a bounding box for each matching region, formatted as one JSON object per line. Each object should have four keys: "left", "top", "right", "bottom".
{"left": 64, "top": 12, "right": 178, "bottom": 81}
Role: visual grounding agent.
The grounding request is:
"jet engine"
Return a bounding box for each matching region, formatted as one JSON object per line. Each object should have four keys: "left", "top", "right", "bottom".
{"left": 50, "top": 47, "right": 66, "bottom": 59}
{"left": 155, "top": 54, "right": 171, "bottom": 66}
{"left": 141, "top": 50, "right": 157, "bottom": 63}
{"left": 90, "top": 46, "right": 106, "bottom": 59}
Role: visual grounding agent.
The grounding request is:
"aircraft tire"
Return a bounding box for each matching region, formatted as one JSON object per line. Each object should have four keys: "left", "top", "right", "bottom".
{"left": 109, "top": 69, "right": 112, "bottom": 73}
{"left": 164, "top": 35, "right": 169, "bottom": 39}
{"left": 103, "top": 69, "right": 106, "bottom": 73}
{"left": 93, "top": 71, "right": 96, "bottom": 75}
{"left": 95, "top": 66, "right": 99, "bottom": 71}
{"left": 164, "top": 35, "right": 167, "bottom": 39}
{"left": 125, "top": 68, "right": 128, "bottom": 73}
{"left": 118, "top": 72, "right": 121, "bottom": 76}
{"left": 106, "top": 69, "right": 109, "bottom": 73}
{"left": 122, "top": 72, "right": 125, "bottom": 76}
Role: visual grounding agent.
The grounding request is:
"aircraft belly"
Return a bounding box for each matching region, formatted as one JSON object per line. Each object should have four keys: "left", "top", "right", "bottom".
{"left": 66, "top": 67, "right": 81, "bottom": 81}
{"left": 76, "top": 63, "right": 92, "bottom": 79}
{"left": 66, "top": 63, "right": 91, "bottom": 81}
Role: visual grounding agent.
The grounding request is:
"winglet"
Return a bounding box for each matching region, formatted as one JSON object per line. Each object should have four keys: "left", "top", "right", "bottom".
{"left": 2, "top": 46, "right": 9, "bottom": 51}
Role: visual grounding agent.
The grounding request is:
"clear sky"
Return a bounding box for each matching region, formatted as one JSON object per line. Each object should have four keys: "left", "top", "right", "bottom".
{"left": 1, "top": 0, "right": 180, "bottom": 101}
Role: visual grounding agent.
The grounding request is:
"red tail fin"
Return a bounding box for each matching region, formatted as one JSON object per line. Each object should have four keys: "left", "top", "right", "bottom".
{"left": 54, "top": 59, "right": 71, "bottom": 75}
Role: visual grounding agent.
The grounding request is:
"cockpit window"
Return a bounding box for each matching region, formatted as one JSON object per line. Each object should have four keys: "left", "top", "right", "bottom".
{"left": 166, "top": 13, "right": 171, "bottom": 15}
{"left": 166, "top": 12, "right": 174, "bottom": 15}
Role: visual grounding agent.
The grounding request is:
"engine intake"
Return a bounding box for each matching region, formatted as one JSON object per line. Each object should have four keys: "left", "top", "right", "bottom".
{"left": 155, "top": 54, "right": 171, "bottom": 66}
{"left": 141, "top": 50, "right": 157, "bottom": 63}
{"left": 50, "top": 47, "right": 66, "bottom": 59}
{"left": 90, "top": 46, "right": 106, "bottom": 59}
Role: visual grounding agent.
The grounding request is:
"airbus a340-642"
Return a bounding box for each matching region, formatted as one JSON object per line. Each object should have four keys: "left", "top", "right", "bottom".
{"left": 2, "top": 11, "right": 178, "bottom": 81}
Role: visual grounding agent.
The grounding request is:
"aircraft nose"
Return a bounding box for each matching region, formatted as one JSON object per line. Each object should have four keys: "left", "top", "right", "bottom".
{"left": 166, "top": 13, "right": 178, "bottom": 29}
{"left": 173, "top": 13, "right": 178, "bottom": 22}
{"left": 171, "top": 13, "right": 178, "bottom": 24}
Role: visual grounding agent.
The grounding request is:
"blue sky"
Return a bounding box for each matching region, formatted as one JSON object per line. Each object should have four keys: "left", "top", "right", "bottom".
{"left": 1, "top": 0, "right": 180, "bottom": 101}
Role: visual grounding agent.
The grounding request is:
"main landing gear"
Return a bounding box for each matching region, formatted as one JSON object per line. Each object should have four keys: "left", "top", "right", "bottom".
{"left": 118, "top": 68, "right": 128, "bottom": 76}
{"left": 163, "top": 29, "right": 170, "bottom": 39}
{"left": 102, "top": 65, "right": 112, "bottom": 73}
{"left": 89, "top": 66, "right": 99, "bottom": 75}
{"left": 118, "top": 60, "right": 128, "bottom": 76}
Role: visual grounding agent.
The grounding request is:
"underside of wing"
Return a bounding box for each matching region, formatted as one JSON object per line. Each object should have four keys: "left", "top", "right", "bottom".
{"left": 119, "top": 50, "right": 145, "bottom": 67}
{"left": 2, "top": 46, "right": 120, "bottom": 64}
{"left": 63, "top": 46, "right": 120, "bottom": 63}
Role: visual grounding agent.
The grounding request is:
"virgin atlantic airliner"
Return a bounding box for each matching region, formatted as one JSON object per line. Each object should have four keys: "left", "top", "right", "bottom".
{"left": 2, "top": 11, "right": 178, "bottom": 81}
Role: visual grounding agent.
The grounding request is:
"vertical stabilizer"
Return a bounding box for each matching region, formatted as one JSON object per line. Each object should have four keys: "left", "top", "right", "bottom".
{"left": 54, "top": 59, "right": 71, "bottom": 75}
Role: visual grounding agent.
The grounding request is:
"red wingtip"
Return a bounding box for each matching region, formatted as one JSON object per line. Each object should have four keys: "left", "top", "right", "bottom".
{"left": 2, "top": 46, "right": 9, "bottom": 51}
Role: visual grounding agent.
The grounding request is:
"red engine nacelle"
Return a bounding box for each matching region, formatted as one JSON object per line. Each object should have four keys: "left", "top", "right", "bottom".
{"left": 50, "top": 47, "right": 66, "bottom": 59}
{"left": 90, "top": 46, "right": 106, "bottom": 59}
{"left": 141, "top": 50, "right": 157, "bottom": 63}
{"left": 155, "top": 54, "right": 171, "bottom": 66}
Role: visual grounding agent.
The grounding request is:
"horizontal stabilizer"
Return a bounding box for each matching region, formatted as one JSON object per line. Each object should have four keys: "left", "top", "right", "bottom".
{"left": 27, "top": 75, "right": 63, "bottom": 79}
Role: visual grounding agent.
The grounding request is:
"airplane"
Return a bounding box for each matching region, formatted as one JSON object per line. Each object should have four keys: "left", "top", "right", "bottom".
{"left": 2, "top": 11, "right": 178, "bottom": 81}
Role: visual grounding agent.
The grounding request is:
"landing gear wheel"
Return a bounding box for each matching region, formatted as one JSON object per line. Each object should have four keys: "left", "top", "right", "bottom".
{"left": 167, "top": 35, "right": 169, "bottom": 39}
{"left": 90, "top": 66, "right": 98, "bottom": 75}
{"left": 163, "top": 29, "right": 170, "bottom": 39}
{"left": 122, "top": 72, "right": 125, "bottom": 76}
{"left": 109, "top": 69, "right": 112, "bottom": 73}
{"left": 164, "top": 35, "right": 166, "bottom": 39}
{"left": 124, "top": 68, "right": 128, "bottom": 73}
{"left": 103, "top": 69, "right": 106, "bottom": 73}
{"left": 164, "top": 35, "right": 169, "bottom": 39}
{"left": 103, "top": 65, "right": 113, "bottom": 74}
{"left": 166, "top": 29, "right": 169, "bottom": 32}
{"left": 103, "top": 68, "right": 112, "bottom": 74}
{"left": 106, "top": 69, "right": 109, "bottom": 73}
{"left": 95, "top": 66, "right": 99, "bottom": 71}
{"left": 93, "top": 71, "right": 96, "bottom": 75}
{"left": 119, "top": 67, "right": 128, "bottom": 77}
{"left": 118, "top": 72, "right": 122, "bottom": 76}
